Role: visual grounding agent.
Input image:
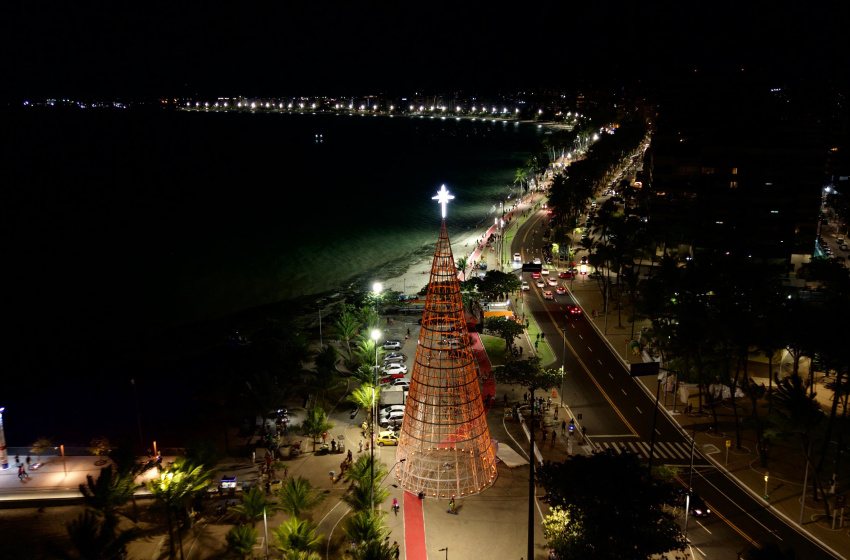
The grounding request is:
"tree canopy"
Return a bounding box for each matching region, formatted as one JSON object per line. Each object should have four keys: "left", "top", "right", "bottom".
{"left": 536, "top": 450, "right": 686, "bottom": 560}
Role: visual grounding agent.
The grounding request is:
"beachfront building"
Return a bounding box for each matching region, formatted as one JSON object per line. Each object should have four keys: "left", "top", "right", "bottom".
{"left": 395, "top": 198, "right": 498, "bottom": 499}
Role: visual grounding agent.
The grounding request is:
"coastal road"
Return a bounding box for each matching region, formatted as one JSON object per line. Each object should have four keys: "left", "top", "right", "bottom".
{"left": 512, "top": 207, "right": 840, "bottom": 559}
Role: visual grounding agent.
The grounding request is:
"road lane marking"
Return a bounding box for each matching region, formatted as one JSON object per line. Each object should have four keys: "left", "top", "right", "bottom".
{"left": 608, "top": 373, "right": 613, "bottom": 379}
{"left": 621, "top": 389, "right": 627, "bottom": 395}
{"left": 635, "top": 407, "right": 642, "bottom": 414}
{"left": 597, "top": 359, "right": 602, "bottom": 365}
{"left": 587, "top": 347, "right": 593, "bottom": 352}
{"left": 545, "top": 293, "right": 638, "bottom": 437}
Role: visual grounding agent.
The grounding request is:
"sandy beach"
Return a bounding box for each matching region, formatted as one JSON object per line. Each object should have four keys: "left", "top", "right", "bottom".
{"left": 381, "top": 192, "right": 542, "bottom": 295}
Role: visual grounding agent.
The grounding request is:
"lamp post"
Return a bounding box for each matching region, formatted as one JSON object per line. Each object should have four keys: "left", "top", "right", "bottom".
{"left": 370, "top": 328, "right": 381, "bottom": 513}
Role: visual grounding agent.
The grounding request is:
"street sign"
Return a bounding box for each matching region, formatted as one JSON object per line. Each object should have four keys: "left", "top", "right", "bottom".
{"left": 726, "top": 440, "right": 731, "bottom": 448}
{"left": 629, "top": 362, "right": 660, "bottom": 377}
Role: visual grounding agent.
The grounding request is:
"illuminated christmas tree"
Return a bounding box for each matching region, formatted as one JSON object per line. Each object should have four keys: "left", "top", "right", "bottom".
{"left": 394, "top": 185, "right": 498, "bottom": 498}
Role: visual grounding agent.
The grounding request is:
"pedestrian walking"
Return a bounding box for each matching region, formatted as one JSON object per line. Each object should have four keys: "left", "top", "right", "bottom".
{"left": 554, "top": 407, "right": 559, "bottom": 420}
{"left": 561, "top": 420, "right": 567, "bottom": 435}
{"left": 347, "top": 449, "right": 353, "bottom": 462}
{"left": 25, "top": 456, "right": 31, "bottom": 468}
{"left": 392, "top": 541, "right": 400, "bottom": 559}
{"left": 359, "top": 440, "right": 363, "bottom": 453}
{"left": 535, "top": 333, "right": 540, "bottom": 341}
{"left": 407, "top": 328, "right": 411, "bottom": 336}
{"left": 18, "top": 466, "right": 23, "bottom": 480}
{"left": 449, "top": 498, "right": 456, "bottom": 514}
{"left": 547, "top": 397, "right": 551, "bottom": 410}
{"left": 504, "top": 394, "right": 509, "bottom": 406}
{"left": 20, "top": 465, "right": 28, "bottom": 478}
{"left": 523, "top": 392, "right": 528, "bottom": 404}
{"left": 329, "top": 471, "right": 335, "bottom": 484}
{"left": 540, "top": 332, "right": 545, "bottom": 341}
{"left": 519, "top": 346, "right": 523, "bottom": 356}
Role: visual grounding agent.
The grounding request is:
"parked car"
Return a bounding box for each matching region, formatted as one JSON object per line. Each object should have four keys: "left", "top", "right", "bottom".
{"left": 383, "top": 352, "right": 406, "bottom": 364}
{"left": 532, "top": 271, "right": 541, "bottom": 278}
{"left": 393, "top": 379, "right": 411, "bottom": 388}
{"left": 543, "top": 291, "right": 554, "bottom": 300}
{"left": 380, "top": 374, "right": 405, "bottom": 384}
{"left": 382, "top": 363, "right": 408, "bottom": 375}
{"left": 533, "top": 257, "right": 542, "bottom": 265}
{"left": 378, "top": 410, "right": 404, "bottom": 428}
{"left": 383, "top": 340, "right": 402, "bottom": 350}
{"left": 522, "top": 281, "right": 530, "bottom": 291}
{"left": 379, "top": 404, "right": 405, "bottom": 416}
{"left": 376, "top": 431, "right": 400, "bottom": 446}
{"left": 566, "top": 305, "right": 583, "bottom": 317}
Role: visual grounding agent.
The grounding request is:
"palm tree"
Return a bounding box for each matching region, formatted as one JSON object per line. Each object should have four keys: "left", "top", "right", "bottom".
{"left": 146, "top": 457, "right": 215, "bottom": 559}
{"left": 341, "top": 510, "right": 389, "bottom": 545}
{"left": 342, "top": 476, "right": 390, "bottom": 513}
{"left": 279, "top": 551, "right": 321, "bottom": 560}
{"left": 56, "top": 509, "right": 142, "bottom": 560}
{"left": 229, "top": 486, "right": 282, "bottom": 526}
{"left": 769, "top": 374, "right": 829, "bottom": 517}
{"left": 276, "top": 476, "right": 326, "bottom": 518}
{"left": 335, "top": 310, "right": 360, "bottom": 360}
{"left": 225, "top": 525, "right": 258, "bottom": 559}
{"left": 348, "top": 538, "right": 397, "bottom": 560}
{"left": 348, "top": 385, "right": 380, "bottom": 426}
{"left": 298, "top": 405, "right": 335, "bottom": 452}
{"left": 456, "top": 256, "right": 469, "bottom": 280}
{"left": 344, "top": 455, "right": 387, "bottom": 486}
{"left": 271, "top": 517, "right": 323, "bottom": 553}
{"left": 79, "top": 466, "right": 137, "bottom": 535}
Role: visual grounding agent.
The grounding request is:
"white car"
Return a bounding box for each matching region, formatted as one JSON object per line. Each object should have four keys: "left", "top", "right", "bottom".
{"left": 392, "top": 379, "right": 411, "bottom": 388}
{"left": 541, "top": 267, "right": 549, "bottom": 275}
{"left": 521, "top": 281, "right": 530, "bottom": 291}
{"left": 379, "top": 411, "right": 405, "bottom": 428}
{"left": 382, "top": 363, "right": 408, "bottom": 375}
{"left": 379, "top": 405, "right": 405, "bottom": 417}
{"left": 513, "top": 253, "right": 522, "bottom": 262}
{"left": 533, "top": 257, "right": 542, "bottom": 265}
{"left": 383, "top": 352, "right": 406, "bottom": 364}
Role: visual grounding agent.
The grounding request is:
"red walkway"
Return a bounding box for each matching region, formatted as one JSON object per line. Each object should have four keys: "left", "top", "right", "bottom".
{"left": 403, "top": 491, "right": 427, "bottom": 560}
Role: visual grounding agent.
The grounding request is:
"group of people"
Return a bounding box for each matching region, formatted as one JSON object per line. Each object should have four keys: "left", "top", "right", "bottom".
{"left": 335, "top": 449, "right": 355, "bottom": 482}
{"left": 14, "top": 455, "right": 32, "bottom": 480}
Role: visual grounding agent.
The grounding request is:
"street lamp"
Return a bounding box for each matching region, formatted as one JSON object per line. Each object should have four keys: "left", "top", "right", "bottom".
{"left": 370, "top": 328, "right": 381, "bottom": 513}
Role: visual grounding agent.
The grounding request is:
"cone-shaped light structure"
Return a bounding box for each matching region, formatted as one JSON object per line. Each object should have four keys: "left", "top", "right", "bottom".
{"left": 395, "top": 217, "right": 497, "bottom": 498}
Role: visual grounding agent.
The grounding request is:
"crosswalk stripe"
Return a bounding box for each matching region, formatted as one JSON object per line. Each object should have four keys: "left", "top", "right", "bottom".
{"left": 596, "top": 441, "right": 701, "bottom": 460}
{"left": 657, "top": 441, "right": 677, "bottom": 459}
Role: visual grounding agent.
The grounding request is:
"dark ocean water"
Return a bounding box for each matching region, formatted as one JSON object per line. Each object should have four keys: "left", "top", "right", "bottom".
{"left": 2, "top": 108, "right": 543, "bottom": 445}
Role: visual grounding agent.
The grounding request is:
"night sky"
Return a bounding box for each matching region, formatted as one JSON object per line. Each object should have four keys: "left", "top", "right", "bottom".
{"left": 4, "top": 2, "right": 848, "bottom": 100}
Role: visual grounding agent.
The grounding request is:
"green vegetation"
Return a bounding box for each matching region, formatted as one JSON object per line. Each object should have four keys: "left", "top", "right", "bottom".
{"left": 537, "top": 450, "right": 686, "bottom": 559}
